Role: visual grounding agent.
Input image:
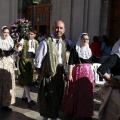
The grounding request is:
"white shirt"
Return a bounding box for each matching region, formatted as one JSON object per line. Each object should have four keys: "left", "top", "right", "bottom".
{"left": 18, "top": 38, "right": 35, "bottom": 53}
{"left": 35, "top": 40, "right": 47, "bottom": 68}
{"left": 28, "top": 39, "right": 35, "bottom": 53}
{"left": 53, "top": 38, "right": 62, "bottom": 64}
{"left": 35, "top": 35, "right": 63, "bottom": 68}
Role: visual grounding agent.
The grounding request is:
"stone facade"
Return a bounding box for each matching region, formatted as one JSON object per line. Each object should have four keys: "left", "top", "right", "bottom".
{"left": 0, "top": 0, "right": 111, "bottom": 44}
{"left": 51, "top": 0, "right": 110, "bottom": 44}
{"left": 0, "top": 0, "right": 17, "bottom": 34}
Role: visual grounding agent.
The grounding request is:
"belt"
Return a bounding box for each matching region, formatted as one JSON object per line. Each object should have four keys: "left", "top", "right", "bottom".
{"left": 26, "top": 52, "right": 35, "bottom": 58}
{"left": 0, "top": 49, "right": 14, "bottom": 57}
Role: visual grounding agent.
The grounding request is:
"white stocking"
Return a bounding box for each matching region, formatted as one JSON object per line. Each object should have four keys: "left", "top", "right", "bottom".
{"left": 22, "top": 89, "right": 26, "bottom": 98}
{"left": 24, "top": 86, "right": 32, "bottom": 102}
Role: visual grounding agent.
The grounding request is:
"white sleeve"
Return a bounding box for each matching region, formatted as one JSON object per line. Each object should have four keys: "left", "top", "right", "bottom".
{"left": 18, "top": 39, "right": 24, "bottom": 52}
{"left": 35, "top": 40, "right": 47, "bottom": 68}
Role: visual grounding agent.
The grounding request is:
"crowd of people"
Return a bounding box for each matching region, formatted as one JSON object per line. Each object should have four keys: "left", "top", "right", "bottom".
{"left": 90, "top": 35, "right": 112, "bottom": 64}
{"left": 0, "top": 20, "right": 120, "bottom": 120}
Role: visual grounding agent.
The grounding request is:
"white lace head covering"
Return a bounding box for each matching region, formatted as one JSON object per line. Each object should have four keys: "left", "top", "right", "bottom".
{"left": 76, "top": 33, "right": 92, "bottom": 59}
{"left": 0, "top": 26, "right": 14, "bottom": 50}
{"left": 1, "top": 26, "right": 7, "bottom": 31}
{"left": 111, "top": 39, "right": 120, "bottom": 57}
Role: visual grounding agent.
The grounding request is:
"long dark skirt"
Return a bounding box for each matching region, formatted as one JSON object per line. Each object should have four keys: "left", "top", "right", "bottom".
{"left": 0, "top": 57, "right": 15, "bottom": 106}
{"left": 62, "top": 64, "right": 94, "bottom": 117}
{"left": 38, "top": 75, "right": 64, "bottom": 118}
{"left": 18, "top": 58, "right": 34, "bottom": 86}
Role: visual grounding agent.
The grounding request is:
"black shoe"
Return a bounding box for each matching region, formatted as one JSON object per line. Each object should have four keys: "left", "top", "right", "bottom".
{"left": 22, "top": 97, "right": 28, "bottom": 102}
{"left": 28, "top": 100, "right": 36, "bottom": 107}
{"left": 1, "top": 106, "right": 12, "bottom": 111}
{"left": 33, "top": 80, "right": 39, "bottom": 87}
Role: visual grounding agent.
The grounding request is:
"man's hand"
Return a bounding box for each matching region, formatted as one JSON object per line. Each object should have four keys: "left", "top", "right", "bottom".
{"left": 36, "top": 68, "right": 42, "bottom": 78}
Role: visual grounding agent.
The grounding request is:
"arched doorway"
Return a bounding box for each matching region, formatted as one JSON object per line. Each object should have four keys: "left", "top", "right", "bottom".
{"left": 109, "top": 0, "right": 120, "bottom": 45}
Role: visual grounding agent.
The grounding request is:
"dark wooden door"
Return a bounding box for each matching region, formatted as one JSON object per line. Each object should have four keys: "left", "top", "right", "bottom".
{"left": 109, "top": 0, "right": 120, "bottom": 45}
{"left": 25, "top": 4, "right": 51, "bottom": 37}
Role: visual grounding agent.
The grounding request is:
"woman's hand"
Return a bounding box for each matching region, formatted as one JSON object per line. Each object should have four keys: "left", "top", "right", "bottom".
{"left": 103, "top": 73, "right": 111, "bottom": 81}
{"left": 67, "top": 65, "right": 74, "bottom": 82}
{"left": 14, "top": 42, "right": 23, "bottom": 52}
{"left": 15, "top": 42, "right": 22, "bottom": 48}
{"left": 67, "top": 74, "right": 73, "bottom": 82}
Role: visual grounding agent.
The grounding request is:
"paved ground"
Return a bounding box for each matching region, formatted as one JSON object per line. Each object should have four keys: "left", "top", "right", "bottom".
{"left": 0, "top": 80, "right": 101, "bottom": 120}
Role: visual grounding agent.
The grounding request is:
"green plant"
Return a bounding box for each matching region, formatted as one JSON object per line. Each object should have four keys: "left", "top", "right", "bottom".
{"left": 10, "top": 18, "right": 32, "bottom": 41}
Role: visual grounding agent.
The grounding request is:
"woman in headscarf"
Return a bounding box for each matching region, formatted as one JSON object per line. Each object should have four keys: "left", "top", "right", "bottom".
{"left": 61, "top": 33, "right": 94, "bottom": 120}
{"left": 0, "top": 26, "right": 15, "bottom": 111}
{"left": 97, "top": 39, "right": 120, "bottom": 120}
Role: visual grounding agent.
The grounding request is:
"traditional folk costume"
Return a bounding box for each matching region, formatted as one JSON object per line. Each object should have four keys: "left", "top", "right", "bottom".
{"left": 61, "top": 37, "right": 94, "bottom": 118}
{"left": 97, "top": 39, "right": 120, "bottom": 120}
{"left": 0, "top": 36, "right": 15, "bottom": 106}
{"left": 18, "top": 38, "right": 38, "bottom": 86}
{"left": 35, "top": 34, "right": 66, "bottom": 118}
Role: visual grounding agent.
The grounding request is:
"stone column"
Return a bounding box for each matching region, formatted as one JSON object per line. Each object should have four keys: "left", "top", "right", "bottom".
{"left": 82, "top": 0, "right": 90, "bottom": 32}
{"left": 0, "top": 0, "right": 18, "bottom": 31}
{"left": 9, "top": 0, "right": 18, "bottom": 24}
{"left": 18, "top": 0, "right": 23, "bottom": 18}
{"left": 100, "top": 0, "right": 111, "bottom": 36}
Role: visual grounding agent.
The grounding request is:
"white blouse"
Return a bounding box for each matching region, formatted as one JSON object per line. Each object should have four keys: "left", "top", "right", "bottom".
{"left": 0, "top": 36, "right": 14, "bottom": 50}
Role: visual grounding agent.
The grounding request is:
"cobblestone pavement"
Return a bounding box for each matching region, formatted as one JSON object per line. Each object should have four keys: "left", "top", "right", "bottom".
{"left": 0, "top": 81, "right": 101, "bottom": 120}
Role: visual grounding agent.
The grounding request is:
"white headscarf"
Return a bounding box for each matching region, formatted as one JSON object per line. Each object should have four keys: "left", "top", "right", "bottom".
{"left": 1, "top": 26, "right": 7, "bottom": 31}
{"left": 76, "top": 33, "right": 92, "bottom": 59}
{"left": 111, "top": 39, "right": 120, "bottom": 57}
{"left": 0, "top": 35, "right": 14, "bottom": 51}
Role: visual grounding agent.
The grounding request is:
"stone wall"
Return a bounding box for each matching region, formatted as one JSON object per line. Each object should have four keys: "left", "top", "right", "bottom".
{"left": 0, "top": 0, "right": 110, "bottom": 45}
{"left": 0, "top": 0, "right": 18, "bottom": 34}
{"left": 51, "top": 0, "right": 102, "bottom": 44}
